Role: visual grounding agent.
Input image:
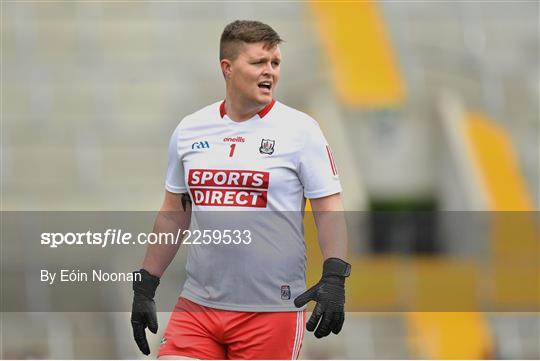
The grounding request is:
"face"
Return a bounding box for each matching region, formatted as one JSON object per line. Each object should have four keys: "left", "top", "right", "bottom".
{"left": 223, "top": 42, "right": 281, "bottom": 108}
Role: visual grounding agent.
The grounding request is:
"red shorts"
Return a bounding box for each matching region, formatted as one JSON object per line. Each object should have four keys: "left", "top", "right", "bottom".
{"left": 158, "top": 297, "right": 306, "bottom": 360}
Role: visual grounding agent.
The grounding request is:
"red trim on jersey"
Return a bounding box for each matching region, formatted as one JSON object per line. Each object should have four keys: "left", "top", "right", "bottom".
{"left": 219, "top": 99, "right": 276, "bottom": 119}
{"left": 257, "top": 99, "right": 276, "bottom": 118}
{"left": 326, "top": 145, "right": 338, "bottom": 176}
{"left": 219, "top": 101, "right": 226, "bottom": 118}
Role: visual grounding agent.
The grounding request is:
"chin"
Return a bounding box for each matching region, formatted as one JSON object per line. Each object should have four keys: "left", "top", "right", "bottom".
{"left": 246, "top": 90, "right": 272, "bottom": 107}
{"left": 256, "top": 94, "right": 273, "bottom": 105}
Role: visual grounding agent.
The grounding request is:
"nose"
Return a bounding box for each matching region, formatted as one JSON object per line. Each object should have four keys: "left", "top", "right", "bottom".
{"left": 262, "top": 62, "right": 276, "bottom": 77}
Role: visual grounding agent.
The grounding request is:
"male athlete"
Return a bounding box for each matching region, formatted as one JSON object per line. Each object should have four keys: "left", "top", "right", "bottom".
{"left": 131, "top": 20, "right": 351, "bottom": 359}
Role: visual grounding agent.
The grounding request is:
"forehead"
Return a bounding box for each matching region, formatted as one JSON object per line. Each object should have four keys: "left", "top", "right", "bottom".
{"left": 239, "top": 42, "right": 281, "bottom": 59}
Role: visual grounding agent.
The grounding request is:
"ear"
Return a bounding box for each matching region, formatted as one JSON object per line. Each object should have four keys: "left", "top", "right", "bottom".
{"left": 220, "top": 59, "right": 232, "bottom": 79}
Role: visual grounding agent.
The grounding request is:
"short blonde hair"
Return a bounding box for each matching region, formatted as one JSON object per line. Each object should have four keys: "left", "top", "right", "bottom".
{"left": 220, "top": 20, "right": 283, "bottom": 61}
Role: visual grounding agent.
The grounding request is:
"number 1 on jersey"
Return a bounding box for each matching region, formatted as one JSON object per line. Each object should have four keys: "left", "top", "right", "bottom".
{"left": 229, "top": 143, "right": 236, "bottom": 157}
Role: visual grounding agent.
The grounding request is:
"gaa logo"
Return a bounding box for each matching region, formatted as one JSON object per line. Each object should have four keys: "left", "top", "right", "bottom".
{"left": 259, "top": 139, "right": 275, "bottom": 155}
{"left": 192, "top": 141, "right": 210, "bottom": 150}
{"left": 281, "top": 285, "right": 291, "bottom": 300}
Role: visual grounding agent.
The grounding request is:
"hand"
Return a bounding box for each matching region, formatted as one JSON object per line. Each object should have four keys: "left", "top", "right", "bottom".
{"left": 294, "top": 258, "right": 350, "bottom": 338}
{"left": 131, "top": 269, "right": 160, "bottom": 356}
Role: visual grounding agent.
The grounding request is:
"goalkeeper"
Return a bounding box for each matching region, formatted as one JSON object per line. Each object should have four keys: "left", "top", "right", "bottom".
{"left": 131, "top": 20, "right": 350, "bottom": 360}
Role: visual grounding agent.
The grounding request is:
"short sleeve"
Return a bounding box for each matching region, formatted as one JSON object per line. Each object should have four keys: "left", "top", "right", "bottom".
{"left": 165, "top": 125, "right": 187, "bottom": 193}
{"left": 298, "top": 121, "right": 342, "bottom": 198}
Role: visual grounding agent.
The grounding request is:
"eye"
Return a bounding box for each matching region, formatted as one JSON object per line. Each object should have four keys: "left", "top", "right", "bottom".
{"left": 272, "top": 61, "right": 280, "bottom": 66}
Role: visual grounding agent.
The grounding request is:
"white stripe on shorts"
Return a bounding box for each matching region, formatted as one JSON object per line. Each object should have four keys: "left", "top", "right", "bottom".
{"left": 292, "top": 311, "right": 302, "bottom": 360}
{"left": 295, "top": 311, "right": 305, "bottom": 359}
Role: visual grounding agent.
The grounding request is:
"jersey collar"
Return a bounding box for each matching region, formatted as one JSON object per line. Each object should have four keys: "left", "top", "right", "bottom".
{"left": 220, "top": 99, "right": 276, "bottom": 120}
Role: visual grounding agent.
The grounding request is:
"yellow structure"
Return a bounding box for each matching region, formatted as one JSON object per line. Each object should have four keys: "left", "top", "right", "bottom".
{"left": 465, "top": 113, "right": 533, "bottom": 211}
{"left": 407, "top": 312, "right": 493, "bottom": 359}
{"left": 464, "top": 112, "right": 538, "bottom": 309}
{"left": 310, "top": 1, "right": 405, "bottom": 107}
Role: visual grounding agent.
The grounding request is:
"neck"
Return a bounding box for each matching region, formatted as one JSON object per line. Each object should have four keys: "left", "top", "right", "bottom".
{"left": 224, "top": 91, "right": 268, "bottom": 122}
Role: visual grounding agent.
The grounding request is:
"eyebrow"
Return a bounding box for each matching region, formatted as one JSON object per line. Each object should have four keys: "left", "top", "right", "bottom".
{"left": 250, "top": 56, "right": 281, "bottom": 62}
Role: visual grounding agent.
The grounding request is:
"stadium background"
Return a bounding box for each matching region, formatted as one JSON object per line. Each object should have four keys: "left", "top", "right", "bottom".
{"left": 1, "top": 1, "right": 539, "bottom": 359}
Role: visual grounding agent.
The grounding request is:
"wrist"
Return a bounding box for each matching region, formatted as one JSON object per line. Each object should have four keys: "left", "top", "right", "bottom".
{"left": 322, "top": 257, "right": 351, "bottom": 279}
{"left": 133, "top": 269, "right": 160, "bottom": 299}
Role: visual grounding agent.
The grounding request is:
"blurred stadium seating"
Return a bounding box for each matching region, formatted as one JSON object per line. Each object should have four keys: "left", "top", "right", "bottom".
{"left": 2, "top": 1, "right": 538, "bottom": 359}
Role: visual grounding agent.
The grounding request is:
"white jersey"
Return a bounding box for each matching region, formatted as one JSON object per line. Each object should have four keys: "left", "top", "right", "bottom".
{"left": 165, "top": 99, "right": 341, "bottom": 311}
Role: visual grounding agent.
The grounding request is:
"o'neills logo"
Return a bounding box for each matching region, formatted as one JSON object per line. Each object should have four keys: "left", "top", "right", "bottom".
{"left": 223, "top": 136, "right": 245, "bottom": 143}
{"left": 188, "top": 169, "right": 269, "bottom": 207}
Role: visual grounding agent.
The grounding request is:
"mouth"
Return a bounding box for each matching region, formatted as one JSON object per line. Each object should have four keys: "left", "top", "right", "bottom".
{"left": 257, "top": 81, "right": 272, "bottom": 93}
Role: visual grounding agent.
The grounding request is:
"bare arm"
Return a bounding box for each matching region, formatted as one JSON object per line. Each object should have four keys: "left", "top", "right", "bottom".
{"left": 295, "top": 193, "right": 349, "bottom": 338}
{"left": 310, "top": 193, "right": 348, "bottom": 261}
{"left": 141, "top": 191, "right": 191, "bottom": 277}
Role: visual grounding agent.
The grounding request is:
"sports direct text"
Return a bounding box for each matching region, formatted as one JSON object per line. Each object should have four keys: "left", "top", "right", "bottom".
{"left": 188, "top": 169, "right": 269, "bottom": 207}
{"left": 41, "top": 229, "right": 252, "bottom": 248}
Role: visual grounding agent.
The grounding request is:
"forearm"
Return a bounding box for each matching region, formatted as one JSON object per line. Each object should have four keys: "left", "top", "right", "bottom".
{"left": 142, "top": 202, "right": 191, "bottom": 277}
{"left": 311, "top": 193, "right": 348, "bottom": 261}
{"left": 314, "top": 211, "right": 348, "bottom": 260}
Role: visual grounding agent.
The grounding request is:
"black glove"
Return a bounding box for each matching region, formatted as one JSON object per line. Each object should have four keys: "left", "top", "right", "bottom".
{"left": 294, "top": 257, "right": 351, "bottom": 338}
{"left": 131, "top": 269, "right": 160, "bottom": 356}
